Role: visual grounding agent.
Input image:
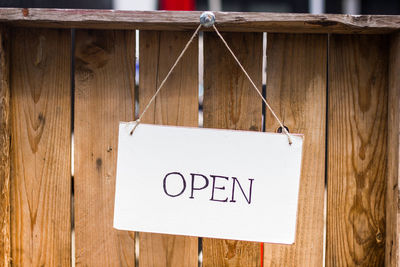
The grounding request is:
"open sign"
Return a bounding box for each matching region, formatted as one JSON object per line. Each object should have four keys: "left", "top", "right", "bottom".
{"left": 113, "top": 122, "right": 303, "bottom": 244}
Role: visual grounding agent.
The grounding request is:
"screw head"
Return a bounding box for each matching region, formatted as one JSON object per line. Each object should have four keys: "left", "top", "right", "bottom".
{"left": 200, "top": 12, "right": 215, "bottom": 27}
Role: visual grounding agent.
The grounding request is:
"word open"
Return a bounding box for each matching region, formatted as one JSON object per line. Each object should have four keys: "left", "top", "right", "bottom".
{"left": 162, "top": 172, "right": 254, "bottom": 204}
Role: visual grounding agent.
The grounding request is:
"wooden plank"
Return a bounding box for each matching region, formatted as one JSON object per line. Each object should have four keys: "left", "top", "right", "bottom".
{"left": 10, "top": 28, "right": 71, "bottom": 266}
{"left": 326, "top": 35, "right": 388, "bottom": 266}
{"left": 263, "top": 33, "right": 327, "bottom": 267}
{"left": 202, "top": 31, "right": 262, "bottom": 267}
{"left": 0, "top": 9, "right": 399, "bottom": 34}
{"left": 386, "top": 32, "right": 400, "bottom": 267}
{"left": 74, "top": 30, "right": 136, "bottom": 266}
{"left": 0, "top": 25, "right": 10, "bottom": 267}
{"left": 138, "top": 30, "right": 198, "bottom": 267}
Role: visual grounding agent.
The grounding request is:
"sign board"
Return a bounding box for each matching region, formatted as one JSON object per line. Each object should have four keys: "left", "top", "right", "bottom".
{"left": 113, "top": 122, "right": 303, "bottom": 244}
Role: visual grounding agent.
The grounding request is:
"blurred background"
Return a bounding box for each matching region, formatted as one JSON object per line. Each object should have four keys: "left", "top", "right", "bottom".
{"left": 0, "top": 0, "right": 399, "bottom": 15}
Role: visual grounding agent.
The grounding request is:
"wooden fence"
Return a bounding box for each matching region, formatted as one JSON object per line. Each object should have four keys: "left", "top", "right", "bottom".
{"left": 0, "top": 8, "right": 400, "bottom": 267}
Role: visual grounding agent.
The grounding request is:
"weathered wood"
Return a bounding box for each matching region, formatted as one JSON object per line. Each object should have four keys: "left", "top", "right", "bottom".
{"left": 74, "top": 30, "right": 136, "bottom": 266}
{"left": 263, "top": 33, "right": 327, "bottom": 267}
{"left": 138, "top": 30, "right": 198, "bottom": 267}
{"left": 202, "top": 31, "right": 262, "bottom": 267}
{"left": 10, "top": 28, "right": 71, "bottom": 266}
{"left": 326, "top": 35, "right": 388, "bottom": 266}
{"left": 386, "top": 32, "right": 400, "bottom": 267}
{"left": 0, "top": 9, "right": 399, "bottom": 34}
{"left": 0, "top": 25, "right": 10, "bottom": 267}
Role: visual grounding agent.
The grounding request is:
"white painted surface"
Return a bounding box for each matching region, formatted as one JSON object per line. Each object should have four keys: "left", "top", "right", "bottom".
{"left": 114, "top": 122, "right": 303, "bottom": 244}
{"left": 113, "top": 0, "right": 157, "bottom": 11}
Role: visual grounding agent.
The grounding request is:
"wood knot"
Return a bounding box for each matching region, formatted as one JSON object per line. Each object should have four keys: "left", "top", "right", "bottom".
{"left": 249, "top": 125, "right": 258, "bottom": 131}
{"left": 376, "top": 229, "right": 384, "bottom": 244}
{"left": 22, "top": 8, "right": 29, "bottom": 17}
{"left": 38, "top": 112, "right": 45, "bottom": 123}
{"left": 225, "top": 241, "right": 238, "bottom": 260}
{"left": 96, "top": 158, "right": 102, "bottom": 171}
{"left": 77, "top": 36, "right": 112, "bottom": 69}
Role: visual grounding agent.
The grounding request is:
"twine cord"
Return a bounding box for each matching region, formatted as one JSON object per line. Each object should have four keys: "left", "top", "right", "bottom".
{"left": 130, "top": 23, "right": 293, "bottom": 145}
{"left": 211, "top": 25, "right": 293, "bottom": 145}
{"left": 130, "top": 24, "right": 202, "bottom": 135}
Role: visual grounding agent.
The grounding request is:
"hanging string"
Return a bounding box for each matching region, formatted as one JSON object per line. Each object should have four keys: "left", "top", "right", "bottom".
{"left": 130, "top": 24, "right": 202, "bottom": 135}
{"left": 130, "top": 20, "right": 293, "bottom": 145}
{"left": 211, "top": 24, "right": 293, "bottom": 145}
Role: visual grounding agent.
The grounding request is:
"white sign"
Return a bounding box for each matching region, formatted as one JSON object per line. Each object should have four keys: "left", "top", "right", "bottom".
{"left": 114, "top": 122, "right": 303, "bottom": 244}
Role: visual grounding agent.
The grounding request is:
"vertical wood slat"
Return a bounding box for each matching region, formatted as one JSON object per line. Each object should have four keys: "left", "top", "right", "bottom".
{"left": 10, "top": 28, "right": 71, "bottom": 266}
{"left": 263, "top": 33, "right": 327, "bottom": 267}
{"left": 74, "top": 30, "right": 136, "bottom": 266}
{"left": 327, "top": 35, "right": 388, "bottom": 266}
{"left": 202, "top": 32, "right": 262, "bottom": 267}
{"left": 138, "top": 30, "right": 198, "bottom": 267}
{"left": 0, "top": 25, "right": 10, "bottom": 267}
{"left": 386, "top": 32, "right": 400, "bottom": 267}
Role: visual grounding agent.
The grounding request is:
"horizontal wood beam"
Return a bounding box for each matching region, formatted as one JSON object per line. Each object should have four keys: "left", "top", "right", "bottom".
{"left": 0, "top": 8, "right": 399, "bottom": 33}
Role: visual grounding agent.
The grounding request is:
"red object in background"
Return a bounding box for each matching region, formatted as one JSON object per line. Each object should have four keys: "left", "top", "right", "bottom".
{"left": 260, "top": 243, "right": 264, "bottom": 267}
{"left": 160, "top": 0, "right": 195, "bottom": 10}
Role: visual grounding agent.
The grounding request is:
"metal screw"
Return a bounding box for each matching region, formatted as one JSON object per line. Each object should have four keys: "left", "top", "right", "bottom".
{"left": 200, "top": 12, "right": 215, "bottom": 27}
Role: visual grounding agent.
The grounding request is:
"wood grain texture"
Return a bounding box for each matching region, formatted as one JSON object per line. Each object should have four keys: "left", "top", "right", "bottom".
{"left": 327, "top": 35, "right": 388, "bottom": 267}
{"left": 202, "top": 32, "right": 262, "bottom": 267}
{"left": 386, "top": 32, "right": 400, "bottom": 267}
{"left": 74, "top": 30, "right": 136, "bottom": 266}
{"left": 138, "top": 30, "right": 198, "bottom": 267}
{"left": 0, "top": 9, "right": 399, "bottom": 33}
{"left": 263, "top": 33, "right": 327, "bottom": 267}
{"left": 10, "top": 28, "right": 71, "bottom": 266}
{"left": 0, "top": 25, "right": 10, "bottom": 267}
